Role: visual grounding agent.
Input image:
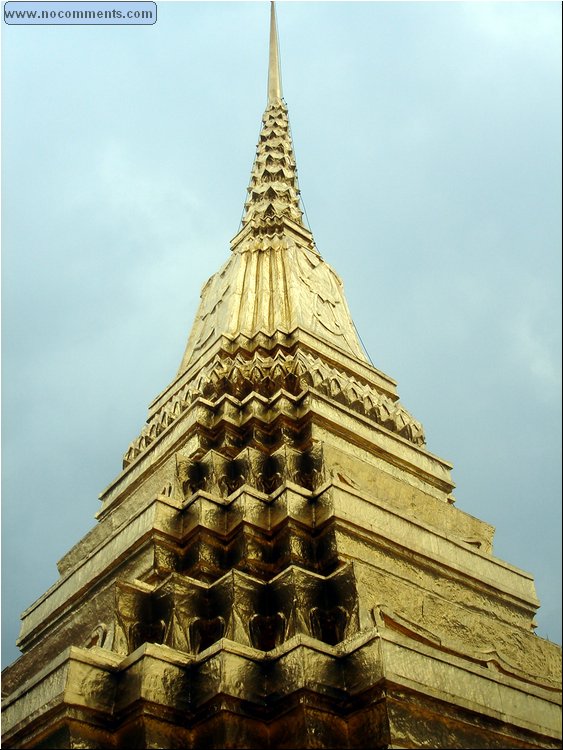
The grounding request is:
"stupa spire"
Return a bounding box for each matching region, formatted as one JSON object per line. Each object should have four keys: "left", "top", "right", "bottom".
{"left": 268, "top": 1, "right": 282, "bottom": 103}
{"left": 241, "top": 4, "right": 302, "bottom": 231}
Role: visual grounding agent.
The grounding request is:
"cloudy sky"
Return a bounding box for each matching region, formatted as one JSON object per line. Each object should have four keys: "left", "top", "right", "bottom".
{"left": 2, "top": 1, "right": 561, "bottom": 667}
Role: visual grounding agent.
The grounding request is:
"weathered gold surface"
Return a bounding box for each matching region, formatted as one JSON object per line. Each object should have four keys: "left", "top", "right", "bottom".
{"left": 2, "top": 4, "right": 561, "bottom": 749}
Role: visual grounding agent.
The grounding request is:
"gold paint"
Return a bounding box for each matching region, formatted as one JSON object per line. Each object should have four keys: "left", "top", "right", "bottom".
{"left": 2, "top": 5, "right": 561, "bottom": 749}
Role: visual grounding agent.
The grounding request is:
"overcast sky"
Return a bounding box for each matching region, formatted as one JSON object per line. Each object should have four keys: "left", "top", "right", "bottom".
{"left": 2, "top": 1, "right": 561, "bottom": 668}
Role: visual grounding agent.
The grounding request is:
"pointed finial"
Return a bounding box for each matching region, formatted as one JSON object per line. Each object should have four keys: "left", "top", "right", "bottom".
{"left": 268, "top": 1, "right": 282, "bottom": 104}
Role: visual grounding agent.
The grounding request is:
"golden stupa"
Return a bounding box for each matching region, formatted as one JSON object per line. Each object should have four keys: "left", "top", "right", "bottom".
{"left": 2, "top": 5, "right": 561, "bottom": 748}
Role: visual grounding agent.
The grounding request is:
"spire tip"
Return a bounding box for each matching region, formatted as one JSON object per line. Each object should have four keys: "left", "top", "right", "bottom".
{"left": 268, "top": 1, "right": 282, "bottom": 104}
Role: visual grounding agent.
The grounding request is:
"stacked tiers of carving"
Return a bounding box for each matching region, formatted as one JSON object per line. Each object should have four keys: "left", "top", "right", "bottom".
{"left": 111, "top": 354, "right": 373, "bottom": 746}
{"left": 242, "top": 101, "right": 303, "bottom": 229}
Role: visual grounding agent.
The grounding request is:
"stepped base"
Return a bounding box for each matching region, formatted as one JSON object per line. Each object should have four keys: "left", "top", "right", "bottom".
{"left": 3, "top": 626, "right": 560, "bottom": 749}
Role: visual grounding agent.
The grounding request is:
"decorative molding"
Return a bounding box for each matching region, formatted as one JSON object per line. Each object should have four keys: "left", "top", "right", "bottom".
{"left": 124, "top": 349, "right": 424, "bottom": 466}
